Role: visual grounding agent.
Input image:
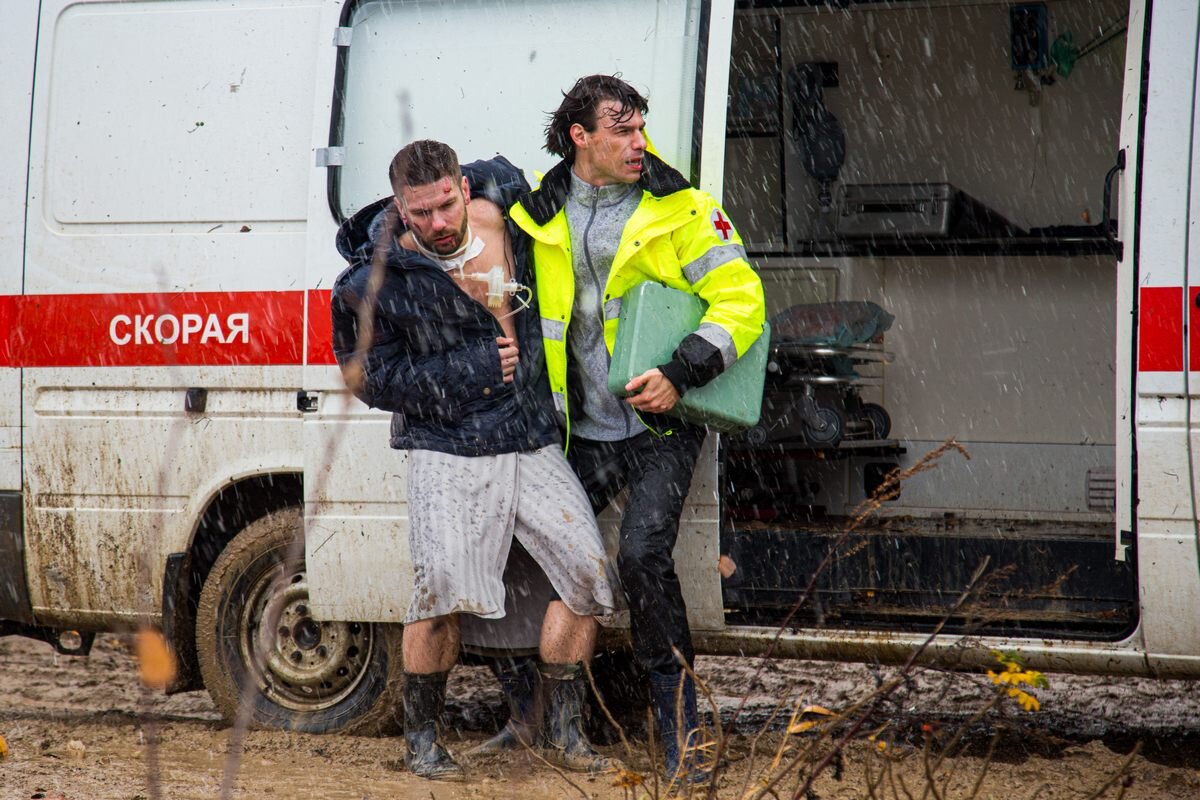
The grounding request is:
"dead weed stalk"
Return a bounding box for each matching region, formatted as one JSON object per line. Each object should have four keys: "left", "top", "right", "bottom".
{"left": 583, "top": 439, "right": 1140, "bottom": 800}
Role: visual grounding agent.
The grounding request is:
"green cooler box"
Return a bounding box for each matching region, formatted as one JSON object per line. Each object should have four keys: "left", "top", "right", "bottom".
{"left": 607, "top": 282, "right": 769, "bottom": 432}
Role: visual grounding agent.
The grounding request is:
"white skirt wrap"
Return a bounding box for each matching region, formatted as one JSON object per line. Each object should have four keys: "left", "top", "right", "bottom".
{"left": 405, "top": 446, "right": 619, "bottom": 648}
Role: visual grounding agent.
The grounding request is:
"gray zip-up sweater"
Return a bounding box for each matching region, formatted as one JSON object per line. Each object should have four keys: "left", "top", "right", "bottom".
{"left": 565, "top": 171, "right": 642, "bottom": 441}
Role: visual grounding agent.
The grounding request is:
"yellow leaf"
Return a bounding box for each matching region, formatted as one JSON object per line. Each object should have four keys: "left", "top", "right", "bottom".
{"left": 611, "top": 769, "right": 644, "bottom": 788}
{"left": 135, "top": 628, "right": 177, "bottom": 690}
{"left": 786, "top": 704, "right": 836, "bottom": 734}
{"left": 0, "top": 734, "right": 8, "bottom": 760}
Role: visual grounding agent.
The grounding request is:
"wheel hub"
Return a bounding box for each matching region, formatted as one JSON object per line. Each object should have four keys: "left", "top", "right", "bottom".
{"left": 238, "top": 565, "right": 373, "bottom": 713}
{"left": 292, "top": 617, "right": 322, "bottom": 651}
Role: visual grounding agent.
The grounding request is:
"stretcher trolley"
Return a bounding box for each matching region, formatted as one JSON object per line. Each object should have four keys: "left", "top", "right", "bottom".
{"left": 741, "top": 301, "right": 896, "bottom": 450}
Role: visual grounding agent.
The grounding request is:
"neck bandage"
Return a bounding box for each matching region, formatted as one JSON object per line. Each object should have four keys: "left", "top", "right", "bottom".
{"left": 410, "top": 226, "right": 486, "bottom": 273}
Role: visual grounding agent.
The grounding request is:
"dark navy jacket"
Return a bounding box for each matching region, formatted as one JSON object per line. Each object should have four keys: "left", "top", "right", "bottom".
{"left": 331, "top": 157, "right": 559, "bottom": 456}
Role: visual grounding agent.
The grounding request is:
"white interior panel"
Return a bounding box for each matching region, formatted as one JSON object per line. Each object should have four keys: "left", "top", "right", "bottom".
{"left": 884, "top": 254, "right": 1116, "bottom": 446}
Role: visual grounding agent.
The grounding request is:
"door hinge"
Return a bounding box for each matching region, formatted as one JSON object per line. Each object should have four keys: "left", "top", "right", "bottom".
{"left": 315, "top": 147, "right": 345, "bottom": 168}
{"left": 297, "top": 391, "right": 320, "bottom": 413}
{"left": 333, "top": 26, "right": 353, "bottom": 47}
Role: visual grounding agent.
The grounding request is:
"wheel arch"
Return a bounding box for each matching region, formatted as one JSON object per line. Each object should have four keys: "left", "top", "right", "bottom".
{"left": 162, "top": 471, "right": 303, "bottom": 694}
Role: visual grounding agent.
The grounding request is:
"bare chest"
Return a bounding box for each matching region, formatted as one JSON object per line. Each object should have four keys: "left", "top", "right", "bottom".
{"left": 453, "top": 237, "right": 517, "bottom": 338}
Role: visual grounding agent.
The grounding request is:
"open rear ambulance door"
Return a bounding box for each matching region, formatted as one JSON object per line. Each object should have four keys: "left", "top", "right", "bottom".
{"left": 0, "top": 4, "right": 38, "bottom": 625}
{"left": 303, "top": 0, "right": 726, "bottom": 630}
{"left": 1128, "top": 2, "right": 1200, "bottom": 672}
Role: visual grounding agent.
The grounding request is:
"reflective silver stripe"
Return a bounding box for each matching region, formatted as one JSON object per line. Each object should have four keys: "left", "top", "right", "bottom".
{"left": 682, "top": 243, "right": 747, "bottom": 285}
{"left": 552, "top": 391, "right": 567, "bottom": 412}
{"left": 695, "top": 323, "right": 738, "bottom": 369}
{"left": 604, "top": 297, "right": 622, "bottom": 321}
{"left": 541, "top": 317, "right": 566, "bottom": 341}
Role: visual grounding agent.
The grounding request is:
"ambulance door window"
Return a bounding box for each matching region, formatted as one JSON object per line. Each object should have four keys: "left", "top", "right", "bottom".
{"left": 334, "top": 0, "right": 702, "bottom": 218}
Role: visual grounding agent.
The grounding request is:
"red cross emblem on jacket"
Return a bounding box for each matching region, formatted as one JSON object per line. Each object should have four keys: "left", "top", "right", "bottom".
{"left": 711, "top": 209, "right": 733, "bottom": 241}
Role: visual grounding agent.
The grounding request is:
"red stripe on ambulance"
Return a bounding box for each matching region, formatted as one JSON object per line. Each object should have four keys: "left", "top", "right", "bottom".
{"left": 1138, "top": 286, "right": 1183, "bottom": 372}
{"left": 0, "top": 291, "right": 308, "bottom": 367}
{"left": 1134, "top": 286, "right": 1200, "bottom": 373}
{"left": 306, "top": 290, "right": 337, "bottom": 366}
{"left": 4, "top": 285, "right": 1200, "bottom": 374}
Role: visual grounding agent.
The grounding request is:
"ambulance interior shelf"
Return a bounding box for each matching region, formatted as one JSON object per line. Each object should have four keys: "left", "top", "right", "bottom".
{"left": 800, "top": 182, "right": 1117, "bottom": 258}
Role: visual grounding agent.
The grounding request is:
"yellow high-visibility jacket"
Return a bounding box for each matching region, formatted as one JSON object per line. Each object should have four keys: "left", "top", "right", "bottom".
{"left": 510, "top": 153, "right": 765, "bottom": 439}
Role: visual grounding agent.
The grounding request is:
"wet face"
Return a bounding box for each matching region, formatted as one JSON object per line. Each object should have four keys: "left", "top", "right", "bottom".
{"left": 396, "top": 175, "right": 470, "bottom": 254}
{"left": 571, "top": 99, "right": 647, "bottom": 186}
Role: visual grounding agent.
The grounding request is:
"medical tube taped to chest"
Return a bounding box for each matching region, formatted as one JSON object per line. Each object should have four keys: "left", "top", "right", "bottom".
{"left": 467, "top": 265, "right": 528, "bottom": 309}
{"left": 607, "top": 282, "right": 769, "bottom": 432}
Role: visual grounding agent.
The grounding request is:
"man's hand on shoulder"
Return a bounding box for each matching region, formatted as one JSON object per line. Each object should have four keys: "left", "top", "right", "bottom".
{"left": 625, "top": 368, "right": 680, "bottom": 413}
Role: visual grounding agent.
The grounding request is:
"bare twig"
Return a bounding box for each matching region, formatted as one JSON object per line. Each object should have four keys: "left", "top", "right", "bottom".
{"left": 919, "top": 693, "right": 1005, "bottom": 800}
{"left": 713, "top": 440, "right": 971, "bottom": 775}
{"left": 789, "top": 555, "right": 992, "bottom": 800}
{"left": 1083, "top": 741, "right": 1142, "bottom": 800}
{"left": 921, "top": 733, "right": 945, "bottom": 800}
{"left": 583, "top": 661, "right": 640, "bottom": 770}
{"left": 737, "top": 698, "right": 791, "bottom": 800}
{"left": 967, "top": 731, "right": 1000, "bottom": 799}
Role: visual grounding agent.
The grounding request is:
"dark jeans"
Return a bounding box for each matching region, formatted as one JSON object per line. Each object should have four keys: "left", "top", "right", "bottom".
{"left": 567, "top": 426, "right": 706, "bottom": 674}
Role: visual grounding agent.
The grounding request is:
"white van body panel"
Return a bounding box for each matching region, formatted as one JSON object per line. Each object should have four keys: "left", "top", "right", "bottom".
{"left": 10, "top": 0, "right": 1200, "bottom": 685}
{"left": 21, "top": 0, "right": 322, "bottom": 625}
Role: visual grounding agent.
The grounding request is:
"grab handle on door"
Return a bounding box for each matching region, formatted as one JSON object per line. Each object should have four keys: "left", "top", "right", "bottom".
{"left": 1102, "top": 148, "right": 1126, "bottom": 258}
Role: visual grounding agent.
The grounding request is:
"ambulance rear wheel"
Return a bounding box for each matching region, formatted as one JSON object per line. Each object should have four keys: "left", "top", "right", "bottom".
{"left": 196, "top": 508, "right": 403, "bottom": 735}
{"left": 861, "top": 403, "right": 892, "bottom": 440}
{"left": 805, "top": 407, "right": 843, "bottom": 447}
{"left": 745, "top": 425, "right": 769, "bottom": 446}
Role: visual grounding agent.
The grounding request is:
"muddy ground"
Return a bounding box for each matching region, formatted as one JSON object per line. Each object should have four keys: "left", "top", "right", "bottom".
{"left": 3, "top": 635, "right": 1200, "bottom": 800}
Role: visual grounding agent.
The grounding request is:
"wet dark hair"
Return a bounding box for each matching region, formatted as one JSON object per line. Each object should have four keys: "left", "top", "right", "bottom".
{"left": 544, "top": 74, "right": 649, "bottom": 162}
{"left": 388, "top": 139, "right": 461, "bottom": 194}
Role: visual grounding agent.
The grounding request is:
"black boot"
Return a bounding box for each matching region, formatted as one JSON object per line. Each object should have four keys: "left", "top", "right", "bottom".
{"left": 540, "top": 662, "right": 620, "bottom": 773}
{"left": 467, "top": 655, "right": 542, "bottom": 757}
{"left": 402, "top": 671, "right": 466, "bottom": 781}
{"left": 649, "top": 669, "right": 708, "bottom": 786}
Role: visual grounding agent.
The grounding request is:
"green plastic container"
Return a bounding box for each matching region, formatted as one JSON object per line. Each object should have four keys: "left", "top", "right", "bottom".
{"left": 607, "top": 282, "right": 769, "bottom": 432}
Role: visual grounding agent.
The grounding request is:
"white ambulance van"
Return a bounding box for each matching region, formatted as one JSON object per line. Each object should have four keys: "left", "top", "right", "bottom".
{"left": 1, "top": 0, "right": 1195, "bottom": 734}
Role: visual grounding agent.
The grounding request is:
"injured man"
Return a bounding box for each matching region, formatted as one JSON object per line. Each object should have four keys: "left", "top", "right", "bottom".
{"left": 331, "top": 138, "right": 620, "bottom": 782}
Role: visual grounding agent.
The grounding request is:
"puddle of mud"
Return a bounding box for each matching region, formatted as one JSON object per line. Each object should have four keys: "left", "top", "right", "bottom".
{"left": 6, "top": 636, "right": 1200, "bottom": 799}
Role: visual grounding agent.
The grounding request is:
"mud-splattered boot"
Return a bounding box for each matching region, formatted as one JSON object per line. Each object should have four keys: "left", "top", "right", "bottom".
{"left": 466, "top": 655, "right": 542, "bottom": 757}
{"left": 649, "top": 669, "right": 709, "bottom": 787}
{"left": 402, "top": 671, "right": 466, "bottom": 781}
{"left": 540, "top": 662, "right": 621, "bottom": 773}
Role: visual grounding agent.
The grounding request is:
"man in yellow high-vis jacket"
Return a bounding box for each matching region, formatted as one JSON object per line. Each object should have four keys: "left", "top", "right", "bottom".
{"left": 510, "top": 74, "right": 765, "bottom": 785}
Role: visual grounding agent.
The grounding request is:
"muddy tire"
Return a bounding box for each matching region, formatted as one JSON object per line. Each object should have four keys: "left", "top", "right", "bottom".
{"left": 196, "top": 508, "right": 403, "bottom": 735}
